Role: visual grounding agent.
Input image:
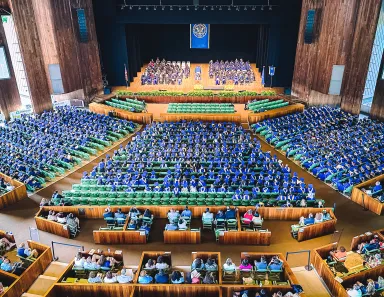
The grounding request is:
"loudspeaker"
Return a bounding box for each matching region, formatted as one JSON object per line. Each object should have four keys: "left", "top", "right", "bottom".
{"left": 304, "top": 9, "right": 316, "bottom": 44}
{"left": 193, "top": 0, "right": 199, "bottom": 5}
{"left": 76, "top": 9, "right": 88, "bottom": 43}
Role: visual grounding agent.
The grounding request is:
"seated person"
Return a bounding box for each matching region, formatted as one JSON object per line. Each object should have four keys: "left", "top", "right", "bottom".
{"left": 358, "top": 238, "right": 380, "bottom": 254}
{"left": 0, "top": 259, "right": 13, "bottom": 272}
{"left": 347, "top": 284, "right": 362, "bottom": 297}
{"left": 0, "top": 237, "right": 16, "bottom": 251}
{"left": 127, "top": 219, "right": 137, "bottom": 229}
{"left": 191, "top": 258, "right": 205, "bottom": 270}
{"left": 66, "top": 213, "right": 80, "bottom": 236}
{"left": 268, "top": 257, "right": 283, "bottom": 271}
{"left": 225, "top": 206, "right": 236, "bottom": 220}
{"left": 143, "top": 209, "right": 152, "bottom": 218}
{"left": 17, "top": 243, "right": 27, "bottom": 257}
{"left": 205, "top": 258, "right": 218, "bottom": 271}
{"left": 367, "top": 253, "right": 382, "bottom": 268}
{"left": 167, "top": 208, "right": 180, "bottom": 223}
{"left": 223, "top": 258, "right": 236, "bottom": 271}
{"left": 330, "top": 246, "right": 347, "bottom": 260}
{"left": 242, "top": 210, "right": 254, "bottom": 225}
{"left": 190, "top": 269, "right": 202, "bottom": 284}
{"left": 56, "top": 212, "right": 67, "bottom": 224}
{"left": 178, "top": 218, "right": 187, "bottom": 229}
{"left": 128, "top": 206, "right": 141, "bottom": 219}
{"left": 74, "top": 252, "right": 85, "bottom": 268}
{"left": 155, "top": 269, "right": 169, "bottom": 284}
{"left": 83, "top": 256, "right": 100, "bottom": 270}
{"left": 202, "top": 271, "right": 216, "bottom": 284}
{"left": 47, "top": 210, "right": 57, "bottom": 221}
{"left": 88, "top": 271, "right": 103, "bottom": 283}
{"left": 103, "top": 271, "right": 117, "bottom": 283}
{"left": 155, "top": 256, "right": 169, "bottom": 270}
{"left": 322, "top": 210, "right": 331, "bottom": 220}
{"left": 138, "top": 270, "right": 153, "bottom": 284}
{"left": 114, "top": 208, "right": 126, "bottom": 219}
{"left": 181, "top": 206, "right": 192, "bottom": 218}
{"left": 171, "top": 270, "right": 184, "bottom": 284}
{"left": 144, "top": 259, "right": 156, "bottom": 270}
{"left": 0, "top": 282, "right": 5, "bottom": 295}
{"left": 117, "top": 268, "right": 133, "bottom": 283}
{"left": 255, "top": 256, "right": 268, "bottom": 271}
{"left": 165, "top": 223, "right": 178, "bottom": 231}
{"left": 239, "top": 258, "right": 252, "bottom": 271}
{"left": 103, "top": 207, "right": 114, "bottom": 219}
{"left": 303, "top": 213, "right": 314, "bottom": 225}
{"left": 202, "top": 208, "right": 214, "bottom": 221}
{"left": 314, "top": 212, "right": 324, "bottom": 223}
{"left": 372, "top": 181, "right": 382, "bottom": 193}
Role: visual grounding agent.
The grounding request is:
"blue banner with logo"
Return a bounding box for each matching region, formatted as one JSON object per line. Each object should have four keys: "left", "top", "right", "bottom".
{"left": 190, "top": 24, "right": 210, "bottom": 49}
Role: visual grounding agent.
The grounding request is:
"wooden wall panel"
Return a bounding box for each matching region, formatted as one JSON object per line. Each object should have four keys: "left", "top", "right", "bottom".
{"left": 163, "top": 230, "right": 201, "bottom": 244}
{"left": 0, "top": 19, "right": 21, "bottom": 120}
{"left": 8, "top": 0, "right": 53, "bottom": 114}
{"left": 0, "top": 173, "right": 27, "bottom": 210}
{"left": 341, "top": 0, "right": 381, "bottom": 114}
{"left": 292, "top": 0, "right": 381, "bottom": 112}
{"left": 371, "top": 52, "right": 384, "bottom": 120}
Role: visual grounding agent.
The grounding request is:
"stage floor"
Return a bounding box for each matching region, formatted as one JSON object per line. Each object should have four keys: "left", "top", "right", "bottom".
{"left": 113, "top": 63, "right": 284, "bottom": 94}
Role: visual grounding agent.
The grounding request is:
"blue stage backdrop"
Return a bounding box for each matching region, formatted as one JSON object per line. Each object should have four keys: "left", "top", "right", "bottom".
{"left": 190, "top": 24, "right": 210, "bottom": 49}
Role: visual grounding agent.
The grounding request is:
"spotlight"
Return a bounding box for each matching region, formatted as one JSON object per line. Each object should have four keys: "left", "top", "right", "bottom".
{"left": 170, "top": 6, "right": 173, "bottom": 10}
{"left": 261, "top": 6, "right": 264, "bottom": 10}
{"left": 269, "top": 6, "right": 272, "bottom": 10}
{"left": 236, "top": 6, "right": 239, "bottom": 11}
{"left": 186, "top": 6, "right": 189, "bottom": 10}
{"left": 146, "top": 6, "right": 149, "bottom": 10}
{"left": 252, "top": 6, "right": 255, "bottom": 11}
{"left": 194, "top": 5, "right": 198, "bottom": 10}
{"left": 129, "top": 6, "right": 133, "bottom": 10}
{"left": 138, "top": 6, "right": 141, "bottom": 10}
{"left": 219, "top": 6, "right": 222, "bottom": 10}
{"left": 244, "top": 6, "right": 247, "bottom": 10}
{"left": 228, "top": 6, "right": 231, "bottom": 10}
{"left": 203, "top": 6, "right": 206, "bottom": 10}
{"left": 154, "top": 6, "right": 157, "bottom": 10}
{"left": 211, "top": 6, "right": 214, "bottom": 10}
{"left": 162, "top": 6, "right": 165, "bottom": 10}
{"left": 179, "top": 6, "right": 182, "bottom": 10}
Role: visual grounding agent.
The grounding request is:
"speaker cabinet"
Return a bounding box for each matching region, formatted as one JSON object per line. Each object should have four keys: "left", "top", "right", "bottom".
{"left": 77, "top": 9, "right": 88, "bottom": 43}
{"left": 304, "top": 9, "right": 316, "bottom": 44}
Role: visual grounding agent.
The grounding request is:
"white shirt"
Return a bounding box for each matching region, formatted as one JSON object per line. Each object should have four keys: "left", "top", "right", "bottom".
{"left": 155, "top": 263, "right": 169, "bottom": 270}
{"left": 347, "top": 289, "right": 362, "bottom": 297}
{"left": 104, "top": 276, "right": 117, "bottom": 283}
{"left": 57, "top": 217, "right": 66, "bottom": 224}
{"left": 178, "top": 221, "right": 187, "bottom": 229}
{"left": 202, "top": 212, "right": 213, "bottom": 220}
{"left": 223, "top": 263, "right": 236, "bottom": 271}
{"left": 117, "top": 274, "right": 132, "bottom": 283}
{"left": 74, "top": 258, "right": 85, "bottom": 268}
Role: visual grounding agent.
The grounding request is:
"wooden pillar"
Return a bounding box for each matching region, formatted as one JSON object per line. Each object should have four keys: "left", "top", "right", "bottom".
{"left": 370, "top": 54, "right": 384, "bottom": 120}
{"left": 0, "top": 17, "right": 21, "bottom": 120}
{"left": 8, "top": 0, "right": 53, "bottom": 114}
{"left": 340, "top": 0, "right": 381, "bottom": 115}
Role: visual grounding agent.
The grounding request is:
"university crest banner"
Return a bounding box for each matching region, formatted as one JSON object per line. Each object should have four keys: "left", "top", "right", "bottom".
{"left": 190, "top": 24, "right": 210, "bottom": 49}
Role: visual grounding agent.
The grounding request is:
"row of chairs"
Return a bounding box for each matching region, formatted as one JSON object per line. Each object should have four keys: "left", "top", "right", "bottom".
{"left": 108, "top": 98, "right": 146, "bottom": 112}
{"left": 167, "top": 103, "right": 235, "bottom": 114}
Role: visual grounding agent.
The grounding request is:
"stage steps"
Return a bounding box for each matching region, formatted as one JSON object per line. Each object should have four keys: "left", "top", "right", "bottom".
{"left": 22, "top": 261, "right": 68, "bottom": 297}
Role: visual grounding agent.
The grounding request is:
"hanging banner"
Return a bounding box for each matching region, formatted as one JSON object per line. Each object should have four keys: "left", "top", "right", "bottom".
{"left": 190, "top": 24, "right": 210, "bottom": 49}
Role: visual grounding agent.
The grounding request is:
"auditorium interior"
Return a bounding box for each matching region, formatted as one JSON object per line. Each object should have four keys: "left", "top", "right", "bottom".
{"left": 0, "top": 0, "right": 384, "bottom": 297}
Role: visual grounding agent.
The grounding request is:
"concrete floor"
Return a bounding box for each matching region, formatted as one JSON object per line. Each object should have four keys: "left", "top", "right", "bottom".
{"left": 0, "top": 127, "right": 383, "bottom": 270}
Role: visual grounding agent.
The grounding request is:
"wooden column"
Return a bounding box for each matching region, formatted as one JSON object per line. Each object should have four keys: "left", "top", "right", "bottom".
{"left": 292, "top": 0, "right": 381, "bottom": 111}
{"left": 340, "top": 0, "right": 381, "bottom": 115}
{"left": 370, "top": 53, "right": 384, "bottom": 120}
{"left": 0, "top": 16, "right": 21, "bottom": 120}
{"left": 9, "top": 0, "right": 53, "bottom": 114}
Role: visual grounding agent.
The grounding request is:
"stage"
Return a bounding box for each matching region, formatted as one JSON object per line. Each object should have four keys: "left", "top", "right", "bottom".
{"left": 113, "top": 63, "right": 284, "bottom": 94}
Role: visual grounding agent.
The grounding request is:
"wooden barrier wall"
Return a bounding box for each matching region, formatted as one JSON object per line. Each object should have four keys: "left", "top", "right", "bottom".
{"left": 89, "top": 103, "right": 153, "bottom": 124}
{"left": 34, "top": 209, "right": 71, "bottom": 238}
{"left": 296, "top": 211, "right": 337, "bottom": 242}
{"left": 3, "top": 241, "right": 52, "bottom": 297}
{"left": 247, "top": 103, "right": 305, "bottom": 124}
{"left": 159, "top": 113, "right": 241, "bottom": 123}
{"left": 163, "top": 230, "right": 201, "bottom": 244}
{"left": 191, "top": 252, "right": 222, "bottom": 283}
{"left": 0, "top": 230, "right": 15, "bottom": 244}
{"left": 0, "top": 173, "right": 27, "bottom": 210}
{"left": 134, "top": 285, "right": 221, "bottom": 297}
{"left": 349, "top": 228, "right": 384, "bottom": 251}
{"left": 40, "top": 206, "right": 333, "bottom": 221}
{"left": 93, "top": 230, "right": 146, "bottom": 244}
{"left": 350, "top": 174, "right": 384, "bottom": 215}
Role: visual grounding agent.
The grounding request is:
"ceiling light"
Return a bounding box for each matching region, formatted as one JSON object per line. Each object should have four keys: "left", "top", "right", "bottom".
{"left": 186, "top": 6, "right": 189, "bottom": 10}
{"left": 252, "top": 6, "right": 255, "bottom": 11}
{"left": 170, "top": 6, "right": 173, "bottom": 10}
{"left": 269, "top": 6, "right": 272, "bottom": 10}
{"left": 211, "top": 6, "right": 214, "bottom": 10}
{"left": 219, "top": 6, "right": 222, "bottom": 10}
{"left": 261, "top": 6, "right": 264, "bottom": 10}
{"left": 146, "top": 6, "right": 149, "bottom": 10}
{"left": 228, "top": 6, "right": 231, "bottom": 10}
{"left": 194, "top": 6, "right": 198, "bottom": 10}
{"left": 138, "top": 6, "right": 141, "bottom": 10}
{"left": 203, "top": 6, "right": 206, "bottom": 10}
{"left": 244, "top": 6, "right": 247, "bottom": 10}
{"left": 154, "top": 6, "right": 157, "bottom": 10}
{"left": 162, "top": 6, "right": 165, "bottom": 10}
{"left": 179, "top": 6, "right": 182, "bottom": 10}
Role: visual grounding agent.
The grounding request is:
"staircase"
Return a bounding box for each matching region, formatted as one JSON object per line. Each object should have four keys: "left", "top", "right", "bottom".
{"left": 21, "top": 262, "right": 68, "bottom": 297}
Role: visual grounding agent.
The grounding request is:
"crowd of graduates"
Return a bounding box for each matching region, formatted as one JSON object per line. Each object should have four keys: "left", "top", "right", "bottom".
{"left": 209, "top": 59, "right": 255, "bottom": 85}
{"left": 253, "top": 106, "right": 384, "bottom": 195}
{"left": 141, "top": 58, "right": 190, "bottom": 85}
{"left": 0, "top": 107, "right": 136, "bottom": 191}
{"left": 77, "top": 121, "right": 316, "bottom": 204}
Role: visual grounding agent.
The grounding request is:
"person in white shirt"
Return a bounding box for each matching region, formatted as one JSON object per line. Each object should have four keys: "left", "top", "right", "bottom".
{"left": 74, "top": 252, "right": 85, "bottom": 268}
{"left": 347, "top": 284, "right": 362, "bottom": 297}
{"left": 202, "top": 208, "right": 213, "bottom": 220}
{"left": 167, "top": 209, "right": 180, "bottom": 223}
{"left": 178, "top": 218, "right": 187, "bottom": 229}
{"left": 56, "top": 212, "right": 66, "bottom": 224}
{"left": 223, "top": 258, "right": 236, "bottom": 271}
{"left": 155, "top": 256, "right": 169, "bottom": 270}
{"left": 117, "top": 268, "right": 133, "bottom": 283}
{"left": 103, "top": 271, "right": 117, "bottom": 283}
{"left": 47, "top": 210, "right": 57, "bottom": 221}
